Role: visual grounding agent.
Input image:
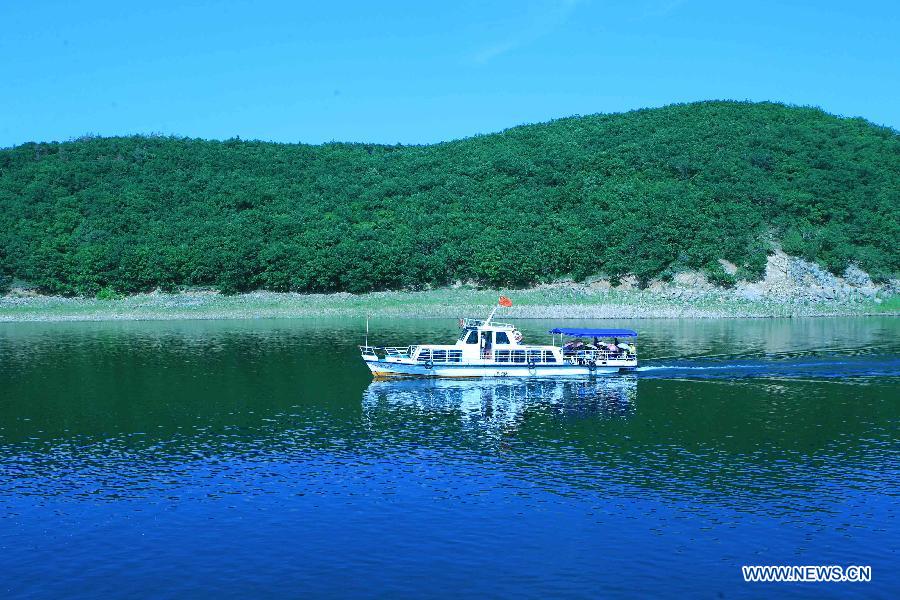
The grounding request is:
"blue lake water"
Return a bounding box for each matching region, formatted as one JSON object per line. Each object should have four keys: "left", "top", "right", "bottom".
{"left": 1, "top": 317, "right": 898, "bottom": 598}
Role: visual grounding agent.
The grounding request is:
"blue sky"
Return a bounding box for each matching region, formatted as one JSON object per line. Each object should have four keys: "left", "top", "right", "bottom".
{"left": 1, "top": 0, "right": 897, "bottom": 147}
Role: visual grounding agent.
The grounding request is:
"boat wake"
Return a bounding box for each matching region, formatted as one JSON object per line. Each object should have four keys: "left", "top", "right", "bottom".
{"left": 636, "top": 355, "right": 900, "bottom": 380}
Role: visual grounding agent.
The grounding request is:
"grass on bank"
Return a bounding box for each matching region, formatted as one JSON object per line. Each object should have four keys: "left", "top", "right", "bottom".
{"left": 1, "top": 288, "right": 896, "bottom": 322}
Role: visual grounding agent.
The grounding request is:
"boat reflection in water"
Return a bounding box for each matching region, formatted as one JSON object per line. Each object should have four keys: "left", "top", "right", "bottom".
{"left": 362, "top": 376, "right": 638, "bottom": 432}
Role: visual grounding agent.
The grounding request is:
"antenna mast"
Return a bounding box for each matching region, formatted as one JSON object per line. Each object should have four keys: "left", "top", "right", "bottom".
{"left": 484, "top": 304, "right": 499, "bottom": 325}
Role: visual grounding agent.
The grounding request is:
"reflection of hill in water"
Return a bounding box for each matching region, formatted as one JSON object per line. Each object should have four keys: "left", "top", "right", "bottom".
{"left": 3, "top": 374, "right": 896, "bottom": 514}
{"left": 2, "top": 320, "right": 896, "bottom": 514}
{"left": 363, "top": 377, "right": 638, "bottom": 432}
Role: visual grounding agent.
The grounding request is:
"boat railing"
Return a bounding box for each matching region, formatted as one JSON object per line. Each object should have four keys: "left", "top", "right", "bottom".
{"left": 359, "top": 345, "right": 413, "bottom": 358}
{"left": 384, "top": 346, "right": 412, "bottom": 358}
{"left": 563, "top": 349, "right": 636, "bottom": 363}
{"left": 461, "top": 318, "right": 514, "bottom": 329}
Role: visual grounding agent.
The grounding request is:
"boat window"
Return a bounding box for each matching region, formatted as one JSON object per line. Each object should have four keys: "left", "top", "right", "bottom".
{"left": 527, "top": 350, "right": 543, "bottom": 363}
{"left": 465, "top": 330, "right": 479, "bottom": 344}
{"left": 511, "top": 350, "right": 526, "bottom": 363}
{"left": 495, "top": 331, "right": 510, "bottom": 344}
{"left": 543, "top": 350, "right": 558, "bottom": 363}
{"left": 421, "top": 349, "right": 464, "bottom": 363}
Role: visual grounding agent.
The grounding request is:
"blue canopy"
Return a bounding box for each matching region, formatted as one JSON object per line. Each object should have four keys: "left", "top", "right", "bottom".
{"left": 549, "top": 327, "right": 637, "bottom": 338}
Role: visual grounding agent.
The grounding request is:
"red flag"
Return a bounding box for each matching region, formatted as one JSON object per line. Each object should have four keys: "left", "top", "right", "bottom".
{"left": 498, "top": 296, "right": 513, "bottom": 307}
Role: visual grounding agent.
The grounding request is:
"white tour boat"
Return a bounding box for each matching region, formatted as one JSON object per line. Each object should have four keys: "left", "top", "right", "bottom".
{"left": 359, "top": 297, "right": 637, "bottom": 378}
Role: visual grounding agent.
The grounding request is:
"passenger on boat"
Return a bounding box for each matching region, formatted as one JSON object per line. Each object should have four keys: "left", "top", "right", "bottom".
{"left": 563, "top": 339, "right": 585, "bottom": 352}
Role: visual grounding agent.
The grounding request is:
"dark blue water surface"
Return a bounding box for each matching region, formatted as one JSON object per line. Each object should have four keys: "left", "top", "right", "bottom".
{"left": 1, "top": 318, "right": 897, "bottom": 598}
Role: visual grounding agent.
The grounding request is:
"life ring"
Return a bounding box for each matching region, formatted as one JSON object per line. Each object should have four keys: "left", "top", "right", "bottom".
{"left": 527, "top": 358, "right": 537, "bottom": 372}
{"left": 425, "top": 359, "right": 434, "bottom": 370}
{"left": 513, "top": 330, "right": 523, "bottom": 343}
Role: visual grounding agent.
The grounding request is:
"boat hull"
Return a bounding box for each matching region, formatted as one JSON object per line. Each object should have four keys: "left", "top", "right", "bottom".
{"left": 364, "top": 358, "right": 635, "bottom": 378}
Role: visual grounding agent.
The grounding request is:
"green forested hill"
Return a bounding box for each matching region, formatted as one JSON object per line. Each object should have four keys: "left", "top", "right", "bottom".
{"left": 1, "top": 101, "right": 897, "bottom": 296}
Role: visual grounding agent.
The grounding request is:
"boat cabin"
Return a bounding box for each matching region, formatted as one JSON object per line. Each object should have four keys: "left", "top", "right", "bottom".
{"left": 408, "top": 318, "right": 559, "bottom": 366}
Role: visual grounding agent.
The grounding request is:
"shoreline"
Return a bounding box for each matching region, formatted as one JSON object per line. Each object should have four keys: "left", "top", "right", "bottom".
{"left": 1, "top": 288, "right": 897, "bottom": 323}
